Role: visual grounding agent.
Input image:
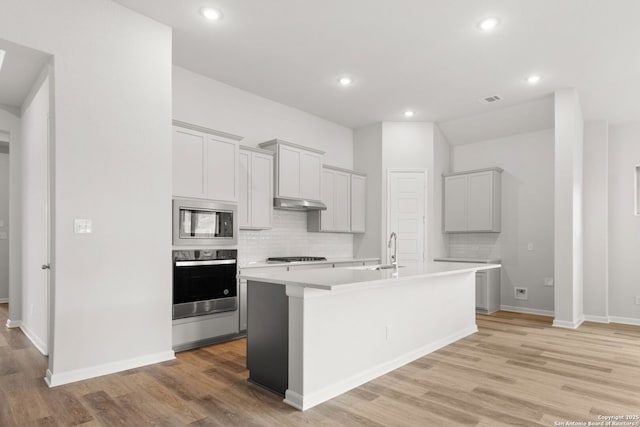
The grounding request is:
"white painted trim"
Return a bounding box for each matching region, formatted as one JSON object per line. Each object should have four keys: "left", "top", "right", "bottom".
{"left": 552, "top": 318, "right": 585, "bottom": 329}
{"left": 286, "top": 325, "right": 478, "bottom": 411}
{"left": 173, "top": 119, "right": 244, "bottom": 142}
{"left": 20, "top": 324, "right": 48, "bottom": 355}
{"left": 46, "top": 350, "right": 175, "bottom": 387}
{"left": 609, "top": 316, "right": 640, "bottom": 327}
{"left": 500, "top": 305, "right": 554, "bottom": 317}
{"left": 6, "top": 319, "right": 21, "bottom": 328}
{"left": 583, "top": 314, "right": 610, "bottom": 324}
{"left": 0, "top": 297, "right": 8, "bottom": 303}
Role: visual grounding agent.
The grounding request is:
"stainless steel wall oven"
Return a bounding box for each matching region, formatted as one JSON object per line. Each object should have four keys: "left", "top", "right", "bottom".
{"left": 172, "top": 249, "right": 238, "bottom": 319}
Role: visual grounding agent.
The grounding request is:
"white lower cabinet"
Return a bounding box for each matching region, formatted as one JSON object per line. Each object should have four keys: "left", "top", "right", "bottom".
{"left": 475, "top": 268, "right": 500, "bottom": 314}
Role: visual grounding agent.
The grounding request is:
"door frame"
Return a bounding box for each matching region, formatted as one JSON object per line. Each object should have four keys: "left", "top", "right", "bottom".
{"left": 385, "top": 169, "right": 428, "bottom": 266}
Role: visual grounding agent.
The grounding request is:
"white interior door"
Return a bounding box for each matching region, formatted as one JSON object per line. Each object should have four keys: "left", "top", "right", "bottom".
{"left": 388, "top": 171, "right": 426, "bottom": 270}
{"left": 21, "top": 75, "right": 50, "bottom": 355}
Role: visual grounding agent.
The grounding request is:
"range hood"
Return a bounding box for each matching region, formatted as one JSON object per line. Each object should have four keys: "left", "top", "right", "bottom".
{"left": 273, "top": 197, "right": 326, "bottom": 211}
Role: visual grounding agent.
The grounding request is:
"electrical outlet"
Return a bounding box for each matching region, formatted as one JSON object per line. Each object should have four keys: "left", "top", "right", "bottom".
{"left": 514, "top": 287, "right": 528, "bottom": 300}
{"left": 544, "top": 277, "right": 554, "bottom": 287}
{"left": 527, "top": 242, "right": 534, "bottom": 251}
{"left": 636, "top": 296, "right": 640, "bottom": 305}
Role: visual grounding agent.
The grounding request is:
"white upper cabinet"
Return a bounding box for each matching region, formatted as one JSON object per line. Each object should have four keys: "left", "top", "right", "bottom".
{"left": 172, "top": 121, "right": 241, "bottom": 203}
{"left": 239, "top": 146, "right": 273, "bottom": 230}
{"left": 173, "top": 127, "right": 206, "bottom": 199}
{"left": 308, "top": 166, "right": 366, "bottom": 233}
{"left": 350, "top": 174, "right": 366, "bottom": 233}
{"left": 259, "top": 139, "right": 324, "bottom": 202}
{"left": 443, "top": 167, "right": 502, "bottom": 233}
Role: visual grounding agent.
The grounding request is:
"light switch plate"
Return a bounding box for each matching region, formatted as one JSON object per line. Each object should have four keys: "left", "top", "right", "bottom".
{"left": 74, "top": 219, "right": 92, "bottom": 234}
{"left": 544, "top": 277, "right": 554, "bottom": 287}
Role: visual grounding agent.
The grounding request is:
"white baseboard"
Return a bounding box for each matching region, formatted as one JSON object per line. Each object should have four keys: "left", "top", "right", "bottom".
{"left": 583, "top": 314, "right": 610, "bottom": 324}
{"left": 20, "top": 324, "right": 48, "bottom": 355}
{"left": 609, "top": 316, "right": 640, "bottom": 327}
{"left": 0, "top": 298, "right": 8, "bottom": 303}
{"left": 6, "top": 319, "right": 21, "bottom": 328}
{"left": 45, "top": 350, "right": 176, "bottom": 387}
{"left": 500, "top": 305, "right": 554, "bottom": 317}
{"left": 285, "top": 325, "right": 478, "bottom": 411}
{"left": 552, "top": 318, "right": 584, "bottom": 329}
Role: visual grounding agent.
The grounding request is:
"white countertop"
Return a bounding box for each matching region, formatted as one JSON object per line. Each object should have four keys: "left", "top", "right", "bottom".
{"left": 239, "top": 257, "right": 380, "bottom": 269}
{"left": 433, "top": 257, "right": 501, "bottom": 264}
{"left": 239, "top": 261, "right": 501, "bottom": 291}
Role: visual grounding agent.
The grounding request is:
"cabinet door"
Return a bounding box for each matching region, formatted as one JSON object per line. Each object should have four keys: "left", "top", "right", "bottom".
{"left": 475, "top": 272, "right": 487, "bottom": 310}
{"left": 278, "top": 145, "right": 301, "bottom": 198}
{"left": 206, "top": 137, "right": 239, "bottom": 202}
{"left": 172, "top": 127, "right": 206, "bottom": 198}
{"left": 333, "top": 170, "right": 351, "bottom": 232}
{"left": 320, "top": 170, "right": 334, "bottom": 230}
{"left": 300, "top": 152, "right": 322, "bottom": 201}
{"left": 444, "top": 175, "right": 467, "bottom": 232}
{"left": 467, "top": 171, "right": 494, "bottom": 231}
{"left": 239, "top": 279, "right": 247, "bottom": 332}
{"left": 351, "top": 175, "right": 366, "bottom": 232}
{"left": 238, "top": 150, "right": 251, "bottom": 228}
{"left": 250, "top": 152, "right": 273, "bottom": 228}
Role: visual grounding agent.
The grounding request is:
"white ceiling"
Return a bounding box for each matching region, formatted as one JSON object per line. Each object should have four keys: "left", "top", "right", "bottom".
{"left": 0, "top": 39, "right": 51, "bottom": 109}
{"left": 118, "top": 1, "right": 640, "bottom": 129}
{"left": 439, "top": 95, "right": 554, "bottom": 145}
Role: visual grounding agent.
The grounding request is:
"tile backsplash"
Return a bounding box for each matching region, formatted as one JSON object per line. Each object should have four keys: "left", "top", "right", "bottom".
{"left": 448, "top": 233, "right": 502, "bottom": 259}
{"left": 238, "top": 210, "right": 353, "bottom": 264}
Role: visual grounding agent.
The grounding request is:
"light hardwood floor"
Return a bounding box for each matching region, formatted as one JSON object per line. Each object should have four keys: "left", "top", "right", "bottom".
{"left": 1, "top": 303, "right": 639, "bottom": 426}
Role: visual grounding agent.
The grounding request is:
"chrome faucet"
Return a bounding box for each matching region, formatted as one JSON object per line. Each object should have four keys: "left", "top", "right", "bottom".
{"left": 388, "top": 232, "right": 398, "bottom": 267}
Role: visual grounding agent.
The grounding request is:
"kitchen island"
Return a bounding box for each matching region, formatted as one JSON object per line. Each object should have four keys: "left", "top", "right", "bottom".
{"left": 239, "top": 261, "right": 500, "bottom": 411}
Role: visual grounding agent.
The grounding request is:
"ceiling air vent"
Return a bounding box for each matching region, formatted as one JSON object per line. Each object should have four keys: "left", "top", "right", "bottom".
{"left": 482, "top": 95, "right": 503, "bottom": 103}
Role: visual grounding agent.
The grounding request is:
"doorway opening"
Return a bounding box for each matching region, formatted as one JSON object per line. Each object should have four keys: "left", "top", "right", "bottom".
{"left": 0, "top": 38, "right": 55, "bottom": 376}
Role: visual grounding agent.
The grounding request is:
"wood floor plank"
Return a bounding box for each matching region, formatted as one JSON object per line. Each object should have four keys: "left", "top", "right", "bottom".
{"left": 1, "top": 303, "right": 639, "bottom": 426}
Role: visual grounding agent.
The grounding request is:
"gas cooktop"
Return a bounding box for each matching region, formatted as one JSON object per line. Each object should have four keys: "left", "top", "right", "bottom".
{"left": 266, "top": 256, "right": 328, "bottom": 263}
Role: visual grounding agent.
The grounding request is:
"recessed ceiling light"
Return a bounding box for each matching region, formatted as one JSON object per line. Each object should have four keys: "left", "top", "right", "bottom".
{"left": 527, "top": 75, "right": 542, "bottom": 84}
{"left": 478, "top": 18, "right": 499, "bottom": 31}
{"left": 404, "top": 110, "right": 415, "bottom": 118}
{"left": 0, "top": 50, "right": 5, "bottom": 72}
{"left": 338, "top": 76, "right": 353, "bottom": 86}
{"left": 200, "top": 7, "right": 222, "bottom": 21}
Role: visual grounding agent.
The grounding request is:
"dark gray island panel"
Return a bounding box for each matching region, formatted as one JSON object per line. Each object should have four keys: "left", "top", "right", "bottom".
{"left": 246, "top": 280, "right": 289, "bottom": 395}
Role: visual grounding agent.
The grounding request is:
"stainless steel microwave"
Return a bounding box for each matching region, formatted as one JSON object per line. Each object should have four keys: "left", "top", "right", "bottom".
{"left": 173, "top": 198, "right": 237, "bottom": 246}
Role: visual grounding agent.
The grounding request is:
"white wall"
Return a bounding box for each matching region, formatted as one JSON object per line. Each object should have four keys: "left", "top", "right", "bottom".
{"left": 553, "top": 89, "right": 584, "bottom": 328}
{"left": 432, "top": 126, "right": 450, "bottom": 258}
{"left": 0, "top": 152, "right": 8, "bottom": 301}
{"left": 608, "top": 122, "right": 640, "bottom": 324}
{"left": 173, "top": 65, "right": 355, "bottom": 261}
{"left": 20, "top": 73, "right": 50, "bottom": 353}
{"left": 583, "top": 121, "right": 609, "bottom": 321}
{"left": 381, "top": 122, "right": 434, "bottom": 261}
{"left": 173, "top": 66, "right": 353, "bottom": 169}
{"left": 0, "top": 0, "right": 174, "bottom": 384}
{"left": 354, "top": 123, "right": 383, "bottom": 259}
{"left": 0, "top": 108, "right": 21, "bottom": 324}
{"left": 451, "top": 129, "right": 555, "bottom": 313}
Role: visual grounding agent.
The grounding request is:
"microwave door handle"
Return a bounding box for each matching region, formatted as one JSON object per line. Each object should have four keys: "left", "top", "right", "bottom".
{"left": 175, "top": 259, "right": 237, "bottom": 267}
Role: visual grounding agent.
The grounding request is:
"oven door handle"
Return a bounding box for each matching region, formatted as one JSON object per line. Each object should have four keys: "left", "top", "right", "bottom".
{"left": 175, "top": 259, "right": 237, "bottom": 267}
